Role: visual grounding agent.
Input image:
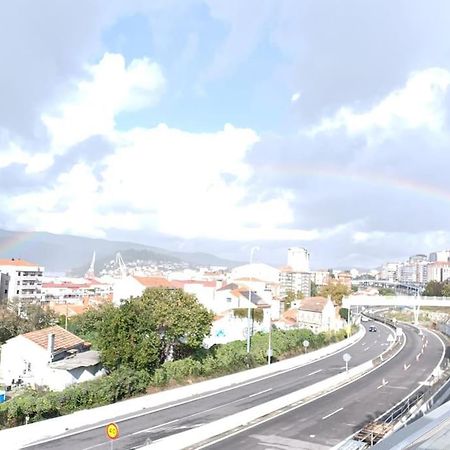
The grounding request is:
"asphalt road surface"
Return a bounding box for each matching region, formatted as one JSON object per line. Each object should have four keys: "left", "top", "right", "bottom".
{"left": 202, "top": 324, "right": 445, "bottom": 450}
{"left": 24, "top": 322, "right": 391, "bottom": 450}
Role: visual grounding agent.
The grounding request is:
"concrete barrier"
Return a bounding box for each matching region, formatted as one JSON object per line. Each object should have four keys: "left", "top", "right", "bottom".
{"left": 144, "top": 330, "right": 405, "bottom": 450}
{"left": 146, "top": 361, "right": 374, "bottom": 450}
{"left": 0, "top": 327, "right": 365, "bottom": 449}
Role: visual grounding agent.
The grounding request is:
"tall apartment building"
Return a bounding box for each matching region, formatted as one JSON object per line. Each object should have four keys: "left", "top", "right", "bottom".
{"left": 287, "top": 247, "right": 310, "bottom": 272}
{"left": 279, "top": 268, "right": 312, "bottom": 298}
{"left": 429, "top": 250, "right": 450, "bottom": 263}
{"left": 397, "top": 260, "right": 428, "bottom": 283}
{"left": 379, "top": 262, "right": 400, "bottom": 282}
{"left": 427, "top": 262, "right": 450, "bottom": 283}
{"left": 0, "top": 259, "right": 44, "bottom": 303}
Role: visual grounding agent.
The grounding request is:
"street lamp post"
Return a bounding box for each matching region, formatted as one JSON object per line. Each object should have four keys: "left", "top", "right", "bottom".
{"left": 267, "top": 315, "right": 272, "bottom": 365}
{"left": 246, "top": 246, "right": 259, "bottom": 354}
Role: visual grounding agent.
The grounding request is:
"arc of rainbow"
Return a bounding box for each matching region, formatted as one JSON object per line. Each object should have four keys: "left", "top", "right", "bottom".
{"left": 255, "top": 163, "right": 450, "bottom": 203}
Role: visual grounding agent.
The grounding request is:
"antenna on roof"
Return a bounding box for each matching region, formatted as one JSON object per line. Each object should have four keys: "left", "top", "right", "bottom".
{"left": 115, "top": 252, "right": 127, "bottom": 279}
{"left": 85, "top": 251, "right": 96, "bottom": 279}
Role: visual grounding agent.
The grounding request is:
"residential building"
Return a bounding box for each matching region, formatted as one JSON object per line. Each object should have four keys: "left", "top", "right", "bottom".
{"left": 379, "top": 262, "right": 400, "bottom": 282}
{"left": 287, "top": 247, "right": 310, "bottom": 272}
{"left": 0, "top": 325, "right": 103, "bottom": 391}
{"left": 230, "top": 263, "right": 280, "bottom": 284}
{"left": 42, "top": 278, "right": 113, "bottom": 305}
{"left": 427, "top": 262, "right": 450, "bottom": 283}
{"left": 429, "top": 250, "right": 450, "bottom": 263}
{"left": 313, "top": 270, "right": 331, "bottom": 287}
{"left": 276, "top": 296, "right": 342, "bottom": 333}
{"left": 279, "top": 266, "right": 312, "bottom": 298}
{"left": 0, "top": 258, "right": 44, "bottom": 303}
{"left": 0, "top": 271, "right": 10, "bottom": 304}
{"left": 113, "top": 275, "right": 173, "bottom": 305}
{"left": 337, "top": 272, "right": 352, "bottom": 289}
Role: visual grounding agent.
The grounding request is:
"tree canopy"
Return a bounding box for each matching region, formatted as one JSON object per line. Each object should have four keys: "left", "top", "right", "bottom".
{"left": 423, "top": 281, "right": 450, "bottom": 297}
{"left": 0, "top": 300, "right": 58, "bottom": 345}
{"left": 70, "top": 288, "right": 213, "bottom": 373}
{"left": 319, "top": 283, "right": 350, "bottom": 306}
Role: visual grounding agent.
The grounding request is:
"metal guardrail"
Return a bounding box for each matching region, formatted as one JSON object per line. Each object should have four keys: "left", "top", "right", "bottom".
{"left": 340, "top": 315, "right": 450, "bottom": 448}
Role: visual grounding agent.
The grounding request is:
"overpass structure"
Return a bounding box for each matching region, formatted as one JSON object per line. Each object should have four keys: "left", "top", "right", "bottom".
{"left": 343, "top": 294, "right": 450, "bottom": 324}
{"left": 353, "top": 279, "right": 425, "bottom": 295}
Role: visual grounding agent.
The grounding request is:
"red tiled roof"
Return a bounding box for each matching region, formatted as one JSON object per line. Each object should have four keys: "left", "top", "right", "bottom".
{"left": 134, "top": 276, "right": 172, "bottom": 288}
{"left": 0, "top": 258, "right": 39, "bottom": 267}
{"left": 22, "top": 325, "right": 85, "bottom": 351}
{"left": 299, "top": 296, "right": 329, "bottom": 313}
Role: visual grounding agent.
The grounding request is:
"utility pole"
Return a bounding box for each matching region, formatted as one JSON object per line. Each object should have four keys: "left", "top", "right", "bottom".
{"left": 246, "top": 246, "right": 259, "bottom": 354}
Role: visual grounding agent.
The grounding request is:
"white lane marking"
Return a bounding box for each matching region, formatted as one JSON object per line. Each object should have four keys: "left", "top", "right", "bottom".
{"left": 363, "top": 347, "right": 370, "bottom": 352}
{"left": 404, "top": 363, "right": 411, "bottom": 370}
{"left": 374, "top": 340, "right": 377, "bottom": 344}
{"left": 322, "top": 407, "right": 343, "bottom": 420}
{"left": 307, "top": 369, "right": 323, "bottom": 377}
{"left": 248, "top": 388, "right": 273, "bottom": 398}
{"left": 26, "top": 327, "right": 377, "bottom": 448}
{"left": 132, "top": 418, "right": 180, "bottom": 435}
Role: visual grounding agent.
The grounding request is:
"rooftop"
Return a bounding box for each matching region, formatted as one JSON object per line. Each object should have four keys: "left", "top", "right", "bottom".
{"left": 49, "top": 350, "right": 101, "bottom": 370}
{"left": 299, "top": 296, "right": 330, "bottom": 313}
{"left": 134, "top": 276, "right": 173, "bottom": 288}
{"left": 0, "top": 258, "right": 40, "bottom": 267}
{"left": 22, "top": 325, "right": 86, "bottom": 352}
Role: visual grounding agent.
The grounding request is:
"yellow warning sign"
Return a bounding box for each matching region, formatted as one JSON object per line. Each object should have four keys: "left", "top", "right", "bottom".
{"left": 106, "top": 422, "right": 120, "bottom": 440}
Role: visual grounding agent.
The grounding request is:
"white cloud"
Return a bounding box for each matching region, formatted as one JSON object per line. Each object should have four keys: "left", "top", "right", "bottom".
{"left": 309, "top": 67, "right": 450, "bottom": 141}
{"left": 42, "top": 53, "right": 165, "bottom": 151}
{"left": 291, "top": 92, "right": 301, "bottom": 103}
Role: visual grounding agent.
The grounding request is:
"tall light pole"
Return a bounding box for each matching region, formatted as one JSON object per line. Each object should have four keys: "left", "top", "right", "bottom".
{"left": 246, "top": 246, "right": 259, "bottom": 354}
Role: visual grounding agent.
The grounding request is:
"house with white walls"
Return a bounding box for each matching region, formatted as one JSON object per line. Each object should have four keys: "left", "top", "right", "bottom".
{"left": 276, "top": 296, "right": 343, "bottom": 333}
{"left": 113, "top": 275, "right": 173, "bottom": 305}
{"left": 0, "top": 325, "right": 103, "bottom": 391}
{"left": 0, "top": 258, "right": 44, "bottom": 303}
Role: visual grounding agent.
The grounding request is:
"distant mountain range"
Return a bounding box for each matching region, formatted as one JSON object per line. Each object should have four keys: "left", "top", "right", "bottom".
{"left": 0, "top": 229, "right": 240, "bottom": 274}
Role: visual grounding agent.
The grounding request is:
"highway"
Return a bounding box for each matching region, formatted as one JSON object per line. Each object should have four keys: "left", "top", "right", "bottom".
{"left": 24, "top": 322, "right": 391, "bottom": 450}
{"left": 202, "top": 323, "right": 445, "bottom": 450}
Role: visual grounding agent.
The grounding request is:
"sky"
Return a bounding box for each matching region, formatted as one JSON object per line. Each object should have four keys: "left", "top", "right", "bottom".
{"left": 1, "top": 0, "right": 450, "bottom": 268}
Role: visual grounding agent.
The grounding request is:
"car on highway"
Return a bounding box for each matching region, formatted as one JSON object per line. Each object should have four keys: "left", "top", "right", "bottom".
{"left": 368, "top": 325, "right": 377, "bottom": 332}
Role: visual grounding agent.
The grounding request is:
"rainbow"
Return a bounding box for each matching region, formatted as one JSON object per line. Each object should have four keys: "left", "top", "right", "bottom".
{"left": 256, "top": 163, "right": 450, "bottom": 202}
{"left": 0, "top": 230, "right": 34, "bottom": 257}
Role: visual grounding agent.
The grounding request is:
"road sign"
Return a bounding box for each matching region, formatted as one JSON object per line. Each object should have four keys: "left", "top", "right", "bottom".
{"left": 396, "top": 327, "right": 403, "bottom": 337}
{"left": 106, "top": 422, "right": 120, "bottom": 440}
{"left": 303, "top": 340, "right": 310, "bottom": 348}
{"left": 343, "top": 353, "right": 351, "bottom": 373}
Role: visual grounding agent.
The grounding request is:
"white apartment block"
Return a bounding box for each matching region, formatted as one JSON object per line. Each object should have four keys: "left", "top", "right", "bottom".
{"left": 287, "top": 247, "right": 310, "bottom": 272}
{"left": 279, "top": 269, "right": 312, "bottom": 298}
{"left": 313, "top": 270, "right": 330, "bottom": 287}
{"left": 429, "top": 250, "right": 450, "bottom": 263}
{"left": 0, "top": 258, "right": 44, "bottom": 303}
{"left": 397, "top": 261, "right": 428, "bottom": 283}
{"left": 427, "top": 262, "right": 450, "bottom": 283}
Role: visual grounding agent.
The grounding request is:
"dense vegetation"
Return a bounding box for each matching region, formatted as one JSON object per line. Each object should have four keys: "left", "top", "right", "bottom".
{"left": 0, "top": 288, "right": 350, "bottom": 428}
{"left": 0, "top": 301, "right": 57, "bottom": 345}
{"left": 423, "top": 280, "right": 450, "bottom": 297}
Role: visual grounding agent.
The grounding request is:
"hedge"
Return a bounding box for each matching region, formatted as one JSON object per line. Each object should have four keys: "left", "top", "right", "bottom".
{"left": 0, "top": 327, "right": 350, "bottom": 428}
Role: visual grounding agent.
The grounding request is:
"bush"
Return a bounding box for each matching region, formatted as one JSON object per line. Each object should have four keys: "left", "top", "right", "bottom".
{"left": 0, "top": 327, "right": 352, "bottom": 429}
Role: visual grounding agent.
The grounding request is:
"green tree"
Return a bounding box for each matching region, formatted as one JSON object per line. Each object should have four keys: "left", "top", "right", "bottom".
{"left": 0, "top": 301, "right": 58, "bottom": 344}
{"left": 93, "top": 288, "right": 213, "bottom": 372}
{"left": 310, "top": 281, "right": 318, "bottom": 297}
{"left": 442, "top": 283, "right": 450, "bottom": 297}
{"left": 378, "top": 287, "right": 396, "bottom": 296}
{"left": 319, "top": 283, "right": 350, "bottom": 307}
{"left": 284, "top": 290, "right": 304, "bottom": 310}
{"left": 423, "top": 281, "right": 444, "bottom": 297}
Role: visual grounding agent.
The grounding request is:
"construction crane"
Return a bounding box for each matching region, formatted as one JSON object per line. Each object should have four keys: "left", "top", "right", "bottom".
{"left": 85, "top": 251, "right": 96, "bottom": 279}
{"left": 115, "top": 252, "right": 127, "bottom": 279}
